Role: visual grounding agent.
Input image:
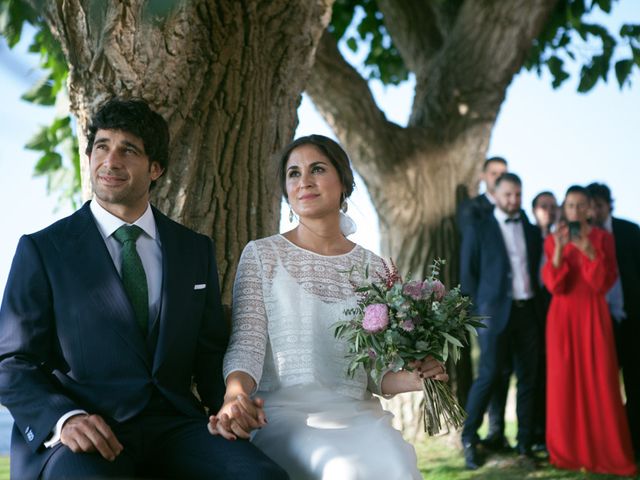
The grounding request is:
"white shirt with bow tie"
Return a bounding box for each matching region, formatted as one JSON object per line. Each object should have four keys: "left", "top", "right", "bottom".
{"left": 494, "top": 208, "right": 534, "bottom": 301}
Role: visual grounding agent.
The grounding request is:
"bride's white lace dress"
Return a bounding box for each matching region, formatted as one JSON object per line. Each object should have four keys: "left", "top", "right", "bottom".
{"left": 223, "top": 234, "right": 421, "bottom": 480}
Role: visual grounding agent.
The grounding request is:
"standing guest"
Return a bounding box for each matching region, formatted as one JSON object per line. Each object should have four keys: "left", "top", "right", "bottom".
{"left": 532, "top": 191, "right": 558, "bottom": 237}
{"left": 460, "top": 173, "right": 543, "bottom": 470}
{"left": 457, "top": 156, "right": 508, "bottom": 229}
{"left": 0, "top": 99, "right": 287, "bottom": 480}
{"left": 543, "top": 185, "right": 636, "bottom": 476}
{"left": 458, "top": 156, "right": 512, "bottom": 452}
{"left": 586, "top": 182, "right": 640, "bottom": 458}
{"left": 215, "top": 135, "right": 449, "bottom": 479}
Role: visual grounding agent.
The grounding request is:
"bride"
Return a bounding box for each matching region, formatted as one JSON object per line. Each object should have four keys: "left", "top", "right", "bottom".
{"left": 210, "top": 135, "right": 448, "bottom": 479}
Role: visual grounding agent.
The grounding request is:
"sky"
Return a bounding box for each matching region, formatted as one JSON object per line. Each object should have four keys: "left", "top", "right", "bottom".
{"left": 1, "top": 3, "right": 639, "bottom": 303}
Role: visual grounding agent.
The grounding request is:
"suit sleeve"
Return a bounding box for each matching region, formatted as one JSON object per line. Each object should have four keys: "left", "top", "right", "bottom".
{"left": 460, "top": 224, "right": 480, "bottom": 309}
{"left": 193, "top": 236, "right": 229, "bottom": 414}
{"left": 0, "top": 236, "right": 81, "bottom": 451}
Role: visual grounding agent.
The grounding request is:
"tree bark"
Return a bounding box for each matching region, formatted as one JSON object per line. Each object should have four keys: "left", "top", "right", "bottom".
{"left": 32, "top": 0, "right": 333, "bottom": 301}
{"left": 307, "top": 0, "right": 558, "bottom": 437}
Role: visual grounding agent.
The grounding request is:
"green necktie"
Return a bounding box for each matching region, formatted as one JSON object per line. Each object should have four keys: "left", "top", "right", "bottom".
{"left": 113, "top": 225, "right": 148, "bottom": 334}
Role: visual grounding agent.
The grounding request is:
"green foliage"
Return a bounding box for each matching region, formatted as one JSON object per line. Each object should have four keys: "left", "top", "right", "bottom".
{"left": 0, "top": 0, "right": 81, "bottom": 209}
{"left": 331, "top": 0, "right": 639, "bottom": 91}
{"left": 525, "top": 0, "right": 640, "bottom": 90}
{"left": 330, "top": 0, "right": 409, "bottom": 85}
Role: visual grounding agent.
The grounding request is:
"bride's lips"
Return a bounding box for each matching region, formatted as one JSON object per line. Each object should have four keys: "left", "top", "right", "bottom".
{"left": 298, "top": 194, "right": 319, "bottom": 201}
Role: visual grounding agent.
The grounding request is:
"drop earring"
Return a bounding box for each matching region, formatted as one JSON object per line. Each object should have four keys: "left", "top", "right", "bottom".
{"left": 289, "top": 206, "right": 295, "bottom": 223}
{"left": 340, "top": 194, "right": 348, "bottom": 213}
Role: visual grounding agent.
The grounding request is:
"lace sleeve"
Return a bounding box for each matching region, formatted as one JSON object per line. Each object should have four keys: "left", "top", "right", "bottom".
{"left": 222, "top": 242, "right": 268, "bottom": 388}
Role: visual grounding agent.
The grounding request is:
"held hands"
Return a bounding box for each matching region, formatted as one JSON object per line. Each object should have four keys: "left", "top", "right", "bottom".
{"left": 570, "top": 224, "right": 596, "bottom": 260}
{"left": 60, "top": 413, "right": 123, "bottom": 461}
{"left": 207, "top": 394, "right": 267, "bottom": 441}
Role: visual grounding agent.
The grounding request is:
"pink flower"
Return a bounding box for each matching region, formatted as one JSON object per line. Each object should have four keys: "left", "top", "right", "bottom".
{"left": 429, "top": 280, "right": 446, "bottom": 300}
{"left": 400, "top": 319, "right": 415, "bottom": 332}
{"left": 363, "top": 304, "right": 389, "bottom": 333}
{"left": 403, "top": 281, "right": 425, "bottom": 300}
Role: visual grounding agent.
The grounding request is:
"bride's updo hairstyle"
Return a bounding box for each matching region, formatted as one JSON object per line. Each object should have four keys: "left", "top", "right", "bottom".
{"left": 278, "top": 135, "right": 355, "bottom": 203}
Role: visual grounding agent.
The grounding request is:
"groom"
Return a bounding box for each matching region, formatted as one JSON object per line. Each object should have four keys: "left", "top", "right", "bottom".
{"left": 0, "top": 99, "right": 287, "bottom": 479}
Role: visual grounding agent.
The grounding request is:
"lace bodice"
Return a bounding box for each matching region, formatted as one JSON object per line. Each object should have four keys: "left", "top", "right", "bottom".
{"left": 223, "top": 234, "right": 384, "bottom": 400}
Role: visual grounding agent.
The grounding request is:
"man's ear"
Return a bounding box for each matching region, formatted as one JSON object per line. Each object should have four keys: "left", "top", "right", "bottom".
{"left": 149, "top": 161, "right": 165, "bottom": 181}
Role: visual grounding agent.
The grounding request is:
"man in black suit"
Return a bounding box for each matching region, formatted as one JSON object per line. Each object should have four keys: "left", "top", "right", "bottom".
{"left": 457, "top": 156, "right": 508, "bottom": 229}
{"left": 460, "top": 173, "right": 543, "bottom": 470}
{"left": 587, "top": 182, "right": 640, "bottom": 457}
{"left": 0, "top": 99, "right": 288, "bottom": 479}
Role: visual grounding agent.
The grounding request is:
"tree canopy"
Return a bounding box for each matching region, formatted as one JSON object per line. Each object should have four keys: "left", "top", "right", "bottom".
{"left": 1, "top": 0, "right": 638, "bottom": 207}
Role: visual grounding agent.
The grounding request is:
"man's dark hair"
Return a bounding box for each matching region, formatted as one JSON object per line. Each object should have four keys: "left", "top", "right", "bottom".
{"left": 495, "top": 172, "right": 521, "bottom": 188}
{"left": 85, "top": 98, "right": 170, "bottom": 184}
{"left": 531, "top": 191, "right": 555, "bottom": 210}
{"left": 482, "top": 156, "right": 507, "bottom": 172}
{"left": 585, "top": 182, "right": 613, "bottom": 205}
{"left": 278, "top": 135, "right": 355, "bottom": 203}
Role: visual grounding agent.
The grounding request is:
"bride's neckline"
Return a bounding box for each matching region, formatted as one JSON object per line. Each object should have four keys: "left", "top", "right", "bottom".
{"left": 278, "top": 234, "right": 359, "bottom": 258}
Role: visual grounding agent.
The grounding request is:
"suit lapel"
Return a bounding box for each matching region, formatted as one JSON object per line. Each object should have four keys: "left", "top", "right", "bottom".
{"left": 151, "top": 209, "right": 188, "bottom": 372}
{"left": 57, "top": 203, "right": 150, "bottom": 366}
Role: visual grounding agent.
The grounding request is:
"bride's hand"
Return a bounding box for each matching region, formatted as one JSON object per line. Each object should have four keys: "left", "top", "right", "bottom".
{"left": 410, "top": 356, "right": 448, "bottom": 382}
{"left": 208, "top": 394, "right": 267, "bottom": 440}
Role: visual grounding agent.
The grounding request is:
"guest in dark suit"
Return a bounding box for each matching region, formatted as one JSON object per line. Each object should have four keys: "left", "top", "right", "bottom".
{"left": 457, "top": 157, "right": 512, "bottom": 450}
{"left": 587, "top": 182, "right": 640, "bottom": 457}
{"left": 457, "top": 156, "right": 508, "bottom": 229}
{"left": 460, "top": 173, "right": 543, "bottom": 470}
{"left": 0, "top": 99, "right": 287, "bottom": 479}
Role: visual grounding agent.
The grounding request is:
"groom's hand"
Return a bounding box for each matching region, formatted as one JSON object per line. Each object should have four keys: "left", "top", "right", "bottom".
{"left": 208, "top": 394, "right": 267, "bottom": 440}
{"left": 60, "top": 413, "right": 123, "bottom": 461}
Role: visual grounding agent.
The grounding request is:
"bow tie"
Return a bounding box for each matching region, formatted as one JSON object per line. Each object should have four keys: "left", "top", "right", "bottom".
{"left": 505, "top": 217, "right": 521, "bottom": 223}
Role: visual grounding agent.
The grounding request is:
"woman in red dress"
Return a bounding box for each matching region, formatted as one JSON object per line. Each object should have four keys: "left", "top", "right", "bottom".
{"left": 543, "top": 185, "right": 636, "bottom": 477}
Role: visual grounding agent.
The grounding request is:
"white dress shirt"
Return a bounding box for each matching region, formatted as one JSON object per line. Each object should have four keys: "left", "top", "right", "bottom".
{"left": 45, "top": 200, "right": 163, "bottom": 448}
{"left": 494, "top": 208, "right": 533, "bottom": 301}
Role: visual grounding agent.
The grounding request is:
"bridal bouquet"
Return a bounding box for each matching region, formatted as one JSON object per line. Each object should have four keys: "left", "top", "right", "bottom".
{"left": 334, "top": 259, "right": 484, "bottom": 435}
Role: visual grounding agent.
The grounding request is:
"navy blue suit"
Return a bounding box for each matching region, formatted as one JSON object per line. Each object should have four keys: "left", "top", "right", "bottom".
{"left": 460, "top": 211, "right": 543, "bottom": 449}
{"left": 611, "top": 217, "right": 640, "bottom": 454}
{"left": 0, "top": 202, "right": 287, "bottom": 479}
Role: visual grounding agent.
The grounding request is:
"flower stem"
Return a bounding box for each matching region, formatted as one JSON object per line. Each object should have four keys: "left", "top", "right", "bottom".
{"left": 421, "top": 378, "right": 467, "bottom": 436}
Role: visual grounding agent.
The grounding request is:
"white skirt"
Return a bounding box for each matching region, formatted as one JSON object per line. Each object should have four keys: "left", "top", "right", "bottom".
{"left": 251, "top": 385, "right": 421, "bottom": 480}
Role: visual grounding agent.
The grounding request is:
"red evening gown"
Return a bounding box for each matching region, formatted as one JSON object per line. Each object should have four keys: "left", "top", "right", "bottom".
{"left": 543, "top": 228, "right": 637, "bottom": 477}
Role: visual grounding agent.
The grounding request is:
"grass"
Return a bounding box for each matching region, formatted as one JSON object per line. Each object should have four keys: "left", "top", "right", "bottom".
{"left": 0, "top": 457, "right": 6, "bottom": 480}
{"left": 415, "top": 422, "right": 638, "bottom": 480}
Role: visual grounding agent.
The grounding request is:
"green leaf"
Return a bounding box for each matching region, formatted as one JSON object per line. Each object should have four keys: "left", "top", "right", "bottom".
{"left": 614, "top": 59, "right": 633, "bottom": 87}
{"left": 24, "top": 126, "right": 51, "bottom": 151}
{"left": 578, "top": 64, "right": 599, "bottom": 92}
{"left": 346, "top": 36, "right": 357, "bottom": 52}
{"left": 442, "top": 332, "right": 463, "bottom": 348}
{"left": 34, "top": 152, "right": 62, "bottom": 174}
{"left": 21, "top": 75, "right": 55, "bottom": 105}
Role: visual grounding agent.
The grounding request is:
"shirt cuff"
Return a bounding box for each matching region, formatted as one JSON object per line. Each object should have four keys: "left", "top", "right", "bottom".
{"left": 44, "top": 410, "right": 87, "bottom": 448}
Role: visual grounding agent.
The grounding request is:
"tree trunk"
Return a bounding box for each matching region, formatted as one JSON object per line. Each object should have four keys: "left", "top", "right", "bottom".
{"left": 307, "top": 0, "right": 558, "bottom": 438}
{"left": 33, "top": 0, "right": 333, "bottom": 301}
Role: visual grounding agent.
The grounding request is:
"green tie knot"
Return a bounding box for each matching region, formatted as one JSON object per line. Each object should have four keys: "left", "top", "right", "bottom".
{"left": 113, "top": 225, "right": 148, "bottom": 334}
{"left": 114, "top": 225, "right": 144, "bottom": 244}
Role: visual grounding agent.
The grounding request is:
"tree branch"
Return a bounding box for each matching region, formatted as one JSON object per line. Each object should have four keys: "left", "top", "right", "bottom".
{"left": 306, "top": 30, "right": 403, "bottom": 175}
{"left": 376, "top": 0, "right": 443, "bottom": 74}
{"left": 412, "top": 0, "right": 559, "bottom": 141}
